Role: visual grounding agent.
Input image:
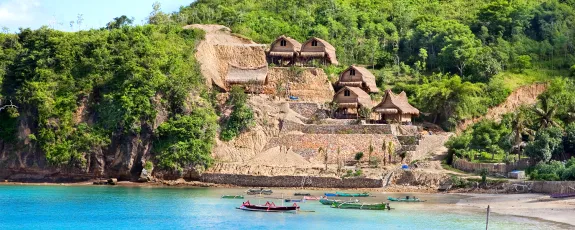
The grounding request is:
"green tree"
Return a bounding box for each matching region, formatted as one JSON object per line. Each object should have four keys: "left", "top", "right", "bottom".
{"left": 221, "top": 86, "right": 254, "bottom": 141}
{"left": 532, "top": 95, "right": 560, "bottom": 129}
{"left": 106, "top": 15, "right": 134, "bottom": 29}
{"left": 525, "top": 127, "right": 564, "bottom": 163}
{"left": 514, "top": 55, "right": 532, "bottom": 72}
{"left": 154, "top": 110, "right": 217, "bottom": 171}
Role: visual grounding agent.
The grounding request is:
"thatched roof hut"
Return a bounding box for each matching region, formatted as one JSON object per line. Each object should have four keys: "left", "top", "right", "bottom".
{"left": 337, "top": 65, "right": 379, "bottom": 93}
{"left": 268, "top": 35, "right": 301, "bottom": 58}
{"left": 333, "top": 86, "right": 373, "bottom": 109}
{"left": 226, "top": 64, "right": 268, "bottom": 84}
{"left": 300, "top": 37, "right": 338, "bottom": 65}
{"left": 373, "top": 89, "right": 419, "bottom": 123}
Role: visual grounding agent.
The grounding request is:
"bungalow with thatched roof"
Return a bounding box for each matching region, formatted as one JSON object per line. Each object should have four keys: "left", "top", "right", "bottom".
{"left": 332, "top": 86, "right": 373, "bottom": 118}
{"left": 373, "top": 90, "right": 419, "bottom": 123}
{"left": 268, "top": 35, "right": 301, "bottom": 66}
{"left": 226, "top": 64, "right": 268, "bottom": 89}
{"left": 336, "top": 65, "right": 379, "bottom": 93}
{"left": 300, "top": 37, "right": 338, "bottom": 65}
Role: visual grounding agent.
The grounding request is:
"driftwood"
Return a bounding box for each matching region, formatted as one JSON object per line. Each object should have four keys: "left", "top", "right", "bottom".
{"left": 0, "top": 100, "right": 17, "bottom": 112}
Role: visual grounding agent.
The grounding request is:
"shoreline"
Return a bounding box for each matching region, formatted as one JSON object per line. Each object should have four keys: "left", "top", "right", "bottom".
{"left": 1, "top": 181, "right": 573, "bottom": 227}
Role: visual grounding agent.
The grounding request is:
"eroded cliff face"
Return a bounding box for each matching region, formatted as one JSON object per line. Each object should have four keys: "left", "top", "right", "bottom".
{"left": 0, "top": 106, "right": 159, "bottom": 182}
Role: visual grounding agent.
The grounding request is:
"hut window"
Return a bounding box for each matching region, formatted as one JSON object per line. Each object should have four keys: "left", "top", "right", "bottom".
{"left": 344, "top": 90, "right": 351, "bottom": 97}
{"left": 311, "top": 40, "right": 318, "bottom": 46}
{"left": 350, "top": 69, "right": 356, "bottom": 76}
{"left": 280, "top": 40, "right": 287, "bottom": 46}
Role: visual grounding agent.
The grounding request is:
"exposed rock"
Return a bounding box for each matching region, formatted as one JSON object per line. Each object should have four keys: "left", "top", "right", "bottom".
{"left": 107, "top": 178, "right": 118, "bottom": 185}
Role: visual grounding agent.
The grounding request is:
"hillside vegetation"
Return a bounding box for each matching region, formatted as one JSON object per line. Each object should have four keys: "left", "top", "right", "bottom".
{"left": 171, "top": 0, "right": 575, "bottom": 129}
{"left": 0, "top": 24, "right": 216, "bottom": 173}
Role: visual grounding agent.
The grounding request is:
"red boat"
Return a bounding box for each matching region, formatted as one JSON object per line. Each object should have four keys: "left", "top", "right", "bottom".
{"left": 238, "top": 201, "right": 300, "bottom": 212}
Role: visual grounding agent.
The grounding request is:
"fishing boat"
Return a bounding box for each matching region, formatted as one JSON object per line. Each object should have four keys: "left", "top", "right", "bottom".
{"left": 324, "top": 192, "right": 370, "bottom": 197}
{"left": 319, "top": 198, "right": 359, "bottom": 205}
{"left": 284, "top": 198, "right": 304, "bottom": 202}
{"left": 387, "top": 196, "right": 424, "bottom": 202}
{"left": 294, "top": 192, "right": 311, "bottom": 196}
{"left": 550, "top": 193, "right": 575, "bottom": 198}
{"left": 237, "top": 201, "right": 299, "bottom": 212}
{"left": 303, "top": 196, "right": 320, "bottom": 200}
{"left": 246, "top": 188, "right": 273, "bottom": 195}
{"left": 221, "top": 195, "right": 244, "bottom": 199}
{"left": 331, "top": 201, "right": 391, "bottom": 210}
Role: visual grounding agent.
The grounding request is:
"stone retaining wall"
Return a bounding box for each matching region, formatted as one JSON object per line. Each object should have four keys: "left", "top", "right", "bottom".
{"left": 531, "top": 181, "right": 575, "bottom": 194}
{"left": 289, "top": 102, "right": 321, "bottom": 119}
{"left": 200, "top": 173, "right": 383, "bottom": 188}
{"left": 281, "top": 120, "right": 393, "bottom": 134}
{"left": 453, "top": 159, "right": 531, "bottom": 174}
{"left": 265, "top": 134, "right": 397, "bottom": 160}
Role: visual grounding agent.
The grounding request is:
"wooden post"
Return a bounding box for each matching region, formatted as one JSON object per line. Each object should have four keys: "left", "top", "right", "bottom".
{"left": 486, "top": 205, "right": 490, "bottom": 230}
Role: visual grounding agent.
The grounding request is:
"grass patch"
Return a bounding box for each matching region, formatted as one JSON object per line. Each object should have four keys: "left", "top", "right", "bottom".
{"left": 496, "top": 69, "right": 566, "bottom": 90}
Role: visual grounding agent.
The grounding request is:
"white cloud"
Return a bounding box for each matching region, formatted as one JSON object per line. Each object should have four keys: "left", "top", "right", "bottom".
{"left": 0, "top": 0, "right": 41, "bottom": 23}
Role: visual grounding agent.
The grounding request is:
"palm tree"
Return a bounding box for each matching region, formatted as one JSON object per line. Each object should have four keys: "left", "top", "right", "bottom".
{"left": 532, "top": 95, "right": 560, "bottom": 129}
{"left": 318, "top": 147, "right": 328, "bottom": 170}
{"left": 387, "top": 141, "right": 395, "bottom": 164}
{"left": 381, "top": 142, "right": 387, "bottom": 166}
{"left": 508, "top": 110, "right": 533, "bottom": 160}
{"left": 368, "top": 141, "right": 374, "bottom": 165}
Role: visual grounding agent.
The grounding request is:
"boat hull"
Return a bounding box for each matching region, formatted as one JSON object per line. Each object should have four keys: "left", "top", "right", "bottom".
{"left": 222, "top": 195, "right": 244, "bottom": 199}
{"left": 331, "top": 202, "right": 390, "bottom": 210}
{"left": 387, "top": 196, "right": 423, "bottom": 202}
{"left": 239, "top": 205, "right": 299, "bottom": 212}
{"left": 325, "top": 192, "right": 370, "bottom": 197}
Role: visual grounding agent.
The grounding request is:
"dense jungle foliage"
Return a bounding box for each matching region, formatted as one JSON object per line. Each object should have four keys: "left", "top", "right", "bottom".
{"left": 0, "top": 22, "right": 216, "bottom": 171}
{"left": 169, "top": 0, "right": 575, "bottom": 129}
{"left": 446, "top": 78, "right": 575, "bottom": 179}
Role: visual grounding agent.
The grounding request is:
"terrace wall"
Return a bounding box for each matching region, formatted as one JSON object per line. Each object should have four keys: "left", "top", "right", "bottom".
{"left": 200, "top": 173, "right": 383, "bottom": 188}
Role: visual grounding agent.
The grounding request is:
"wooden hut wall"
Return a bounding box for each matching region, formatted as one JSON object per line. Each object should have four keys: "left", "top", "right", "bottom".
{"left": 270, "top": 39, "right": 297, "bottom": 53}
{"left": 334, "top": 90, "right": 359, "bottom": 105}
{"left": 301, "top": 39, "right": 326, "bottom": 52}
{"left": 339, "top": 68, "right": 364, "bottom": 82}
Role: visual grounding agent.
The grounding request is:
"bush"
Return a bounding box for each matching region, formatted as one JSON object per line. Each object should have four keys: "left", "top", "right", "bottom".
{"left": 528, "top": 161, "right": 566, "bottom": 181}
{"left": 154, "top": 109, "right": 217, "bottom": 171}
{"left": 144, "top": 161, "right": 154, "bottom": 172}
{"left": 221, "top": 86, "right": 254, "bottom": 141}
{"left": 354, "top": 152, "right": 364, "bottom": 161}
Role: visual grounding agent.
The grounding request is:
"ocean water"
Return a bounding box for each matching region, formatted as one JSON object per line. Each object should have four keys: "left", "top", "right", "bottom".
{"left": 0, "top": 185, "right": 566, "bottom": 230}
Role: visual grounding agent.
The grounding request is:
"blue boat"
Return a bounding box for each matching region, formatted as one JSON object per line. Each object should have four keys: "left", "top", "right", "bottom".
{"left": 324, "top": 193, "right": 337, "bottom": 197}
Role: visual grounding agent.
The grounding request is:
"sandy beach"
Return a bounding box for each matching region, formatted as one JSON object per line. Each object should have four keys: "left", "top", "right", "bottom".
{"left": 457, "top": 193, "right": 575, "bottom": 226}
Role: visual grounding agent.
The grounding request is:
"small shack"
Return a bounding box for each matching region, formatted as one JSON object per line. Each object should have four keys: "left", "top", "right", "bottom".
{"left": 226, "top": 64, "right": 268, "bottom": 92}
{"left": 268, "top": 35, "right": 301, "bottom": 66}
{"left": 373, "top": 90, "right": 419, "bottom": 123}
{"left": 332, "top": 86, "right": 373, "bottom": 118}
{"left": 336, "top": 65, "right": 379, "bottom": 93}
{"left": 300, "top": 37, "right": 338, "bottom": 65}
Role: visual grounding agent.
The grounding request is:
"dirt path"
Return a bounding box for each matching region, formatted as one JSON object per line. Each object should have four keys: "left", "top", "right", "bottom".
{"left": 456, "top": 83, "right": 547, "bottom": 133}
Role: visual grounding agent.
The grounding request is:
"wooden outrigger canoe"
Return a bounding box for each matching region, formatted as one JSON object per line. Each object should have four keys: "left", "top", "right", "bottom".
{"left": 221, "top": 195, "right": 244, "bottom": 199}
{"left": 237, "top": 201, "right": 299, "bottom": 212}
{"left": 324, "top": 192, "right": 370, "bottom": 197}
{"left": 331, "top": 201, "right": 391, "bottom": 210}
{"left": 387, "top": 196, "right": 424, "bottom": 202}
{"left": 319, "top": 198, "right": 359, "bottom": 205}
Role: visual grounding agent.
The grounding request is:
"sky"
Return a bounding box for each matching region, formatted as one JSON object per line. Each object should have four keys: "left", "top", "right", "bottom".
{"left": 0, "top": 0, "right": 190, "bottom": 32}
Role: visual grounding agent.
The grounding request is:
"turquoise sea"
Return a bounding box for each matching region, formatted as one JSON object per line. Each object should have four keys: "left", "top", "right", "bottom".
{"left": 0, "top": 185, "right": 567, "bottom": 229}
